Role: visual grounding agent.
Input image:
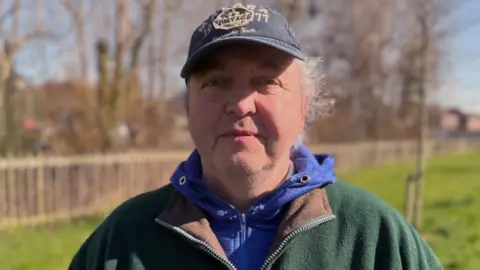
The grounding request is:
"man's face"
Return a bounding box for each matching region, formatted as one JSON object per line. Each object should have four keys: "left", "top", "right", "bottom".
{"left": 186, "top": 44, "right": 307, "bottom": 175}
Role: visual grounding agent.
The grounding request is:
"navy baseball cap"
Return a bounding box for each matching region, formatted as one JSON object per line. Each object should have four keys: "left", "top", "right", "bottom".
{"left": 180, "top": 3, "right": 306, "bottom": 78}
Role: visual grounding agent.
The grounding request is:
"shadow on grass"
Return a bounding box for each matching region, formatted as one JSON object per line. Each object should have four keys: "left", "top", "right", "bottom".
{"left": 427, "top": 196, "right": 475, "bottom": 210}
{"left": 427, "top": 165, "right": 478, "bottom": 176}
{"left": 444, "top": 262, "right": 461, "bottom": 270}
{"left": 433, "top": 227, "right": 451, "bottom": 239}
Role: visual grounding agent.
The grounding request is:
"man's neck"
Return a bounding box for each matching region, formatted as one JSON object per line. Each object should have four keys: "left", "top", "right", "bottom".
{"left": 203, "top": 158, "right": 292, "bottom": 213}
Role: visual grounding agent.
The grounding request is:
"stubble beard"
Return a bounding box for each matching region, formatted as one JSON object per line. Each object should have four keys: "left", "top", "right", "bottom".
{"left": 225, "top": 158, "right": 276, "bottom": 189}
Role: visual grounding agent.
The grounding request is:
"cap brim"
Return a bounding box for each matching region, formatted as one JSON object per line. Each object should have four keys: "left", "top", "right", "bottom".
{"left": 180, "top": 36, "right": 306, "bottom": 78}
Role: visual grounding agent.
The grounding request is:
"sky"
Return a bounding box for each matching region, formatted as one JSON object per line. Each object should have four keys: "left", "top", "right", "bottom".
{"left": 436, "top": 0, "right": 480, "bottom": 113}
{"left": 7, "top": 0, "right": 480, "bottom": 113}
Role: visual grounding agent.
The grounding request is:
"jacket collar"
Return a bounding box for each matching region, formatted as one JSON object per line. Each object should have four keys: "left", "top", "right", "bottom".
{"left": 156, "top": 185, "right": 334, "bottom": 260}
{"left": 168, "top": 145, "right": 336, "bottom": 222}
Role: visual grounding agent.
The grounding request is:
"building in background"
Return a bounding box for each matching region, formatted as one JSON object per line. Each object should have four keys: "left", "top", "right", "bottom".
{"left": 437, "top": 108, "right": 480, "bottom": 138}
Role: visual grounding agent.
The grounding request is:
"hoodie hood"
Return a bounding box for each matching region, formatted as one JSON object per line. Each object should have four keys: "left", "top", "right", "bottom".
{"left": 169, "top": 144, "right": 336, "bottom": 221}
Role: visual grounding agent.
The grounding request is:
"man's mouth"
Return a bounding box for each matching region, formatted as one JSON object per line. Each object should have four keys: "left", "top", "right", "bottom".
{"left": 220, "top": 130, "right": 260, "bottom": 141}
{"left": 222, "top": 131, "right": 256, "bottom": 137}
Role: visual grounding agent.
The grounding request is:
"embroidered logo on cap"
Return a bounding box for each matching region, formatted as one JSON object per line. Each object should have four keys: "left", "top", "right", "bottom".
{"left": 213, "top": 3, "right": 255, "bottom": 30}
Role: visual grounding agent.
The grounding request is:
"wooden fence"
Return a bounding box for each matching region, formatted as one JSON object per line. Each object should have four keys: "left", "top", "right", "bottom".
{"left": 0, "top": 138, "right": 479, "bottom": 230}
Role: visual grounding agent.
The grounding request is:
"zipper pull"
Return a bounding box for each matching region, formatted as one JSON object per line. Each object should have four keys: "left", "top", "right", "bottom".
{"left": 240, "top": 214, "right": 246, "bottom": 231}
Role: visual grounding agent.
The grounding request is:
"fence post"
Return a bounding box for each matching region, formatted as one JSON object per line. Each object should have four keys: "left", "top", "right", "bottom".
{"left": 6, "top": 152, "right": 17, "bottom": 228}
{"left": 36, "top": 152, "right": 46, "bottom": 224}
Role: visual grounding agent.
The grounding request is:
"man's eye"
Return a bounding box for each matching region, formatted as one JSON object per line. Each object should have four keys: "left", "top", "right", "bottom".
{"left": 202, "top": 79, "right": 223, "bottom": 89}
{"left": 256, "top": 78, "right": 281, "bottom": 87}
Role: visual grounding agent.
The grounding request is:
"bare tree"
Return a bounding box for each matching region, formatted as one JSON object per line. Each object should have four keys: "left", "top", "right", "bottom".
{"left": 91, "top": 0, "right": 158, "bottom": 149}
{"left": 0, "top": 0, "right": 64, "bottom": 154}
{"left": 157, "top": 0, "right": 183, "bottom": 98}
{"left": 60, "top": 0, "right": 90, "bottom": 79}
{"left": 96, "top": 39, "right": 110, "bottom": 151}
{"left": 146, "top": 28, "right": 156, "bottom": 99}
{"left": 401, "top": 0, "right": 478, "bottom": 230}
{"left": 401, "top": 3, "right": 433, "bottom": 225}
{"left": 295, "top": 0, "right": 398, "bottom": 143}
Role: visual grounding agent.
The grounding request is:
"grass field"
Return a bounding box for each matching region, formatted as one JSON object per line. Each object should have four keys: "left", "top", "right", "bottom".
{"left": 340, "top": 151, "right": 480, "bottom": 270}
{"left": 0, "top": 151, "right": 479, "bottom": 270}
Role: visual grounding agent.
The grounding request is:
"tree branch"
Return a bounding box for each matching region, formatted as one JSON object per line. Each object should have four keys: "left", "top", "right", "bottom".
{"left": 129, "top": 0, "right": 156, "bottom": 71}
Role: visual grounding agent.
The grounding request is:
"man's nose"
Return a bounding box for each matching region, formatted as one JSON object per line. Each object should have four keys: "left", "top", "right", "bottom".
{"left": 225, "top": 89, "right": 257, "bottom": 117}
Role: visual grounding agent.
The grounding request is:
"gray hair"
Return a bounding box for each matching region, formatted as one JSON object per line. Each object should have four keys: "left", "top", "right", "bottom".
{"left": 294, "top": 57, "right": 334, "bottom": 147}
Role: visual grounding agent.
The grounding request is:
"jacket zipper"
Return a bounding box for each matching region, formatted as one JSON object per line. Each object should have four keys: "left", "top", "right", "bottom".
{"left": 155, "top": 213, "right": 335, "bottom": 270}
{"left": 240, "top": 214, "right": 247, "bottom": 270}
{"left": 155, "top": 218, "right": 237, "bottom": 270}
{"left": 259, "top": 214, "right": 336, "bottom": 270}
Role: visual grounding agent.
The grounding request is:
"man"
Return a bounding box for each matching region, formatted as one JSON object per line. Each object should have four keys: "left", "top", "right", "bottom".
{"left": 69, "top": 3, "right": 442, "bottom": 270}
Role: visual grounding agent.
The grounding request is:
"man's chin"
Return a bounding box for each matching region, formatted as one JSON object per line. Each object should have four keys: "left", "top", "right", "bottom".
{"left": 214, "top": 151, "right": 267, "bottom": 172}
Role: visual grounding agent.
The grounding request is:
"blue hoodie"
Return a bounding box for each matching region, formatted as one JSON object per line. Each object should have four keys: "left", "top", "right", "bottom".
{"left": 170, "top": 145, "right": 336, "bottom": 270}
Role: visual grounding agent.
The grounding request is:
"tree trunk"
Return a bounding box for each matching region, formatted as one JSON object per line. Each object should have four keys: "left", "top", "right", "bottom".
{"left": 108, "top": 0, "right": 129, "bottom": 147}
{"left": 96, "top": 40, "right": 110, "bottom": 151}
{"left": 412, "top": 84, "right": 427, "bottom": 230}
{"left": 158, "top": 1, "right": 173, "bottom": 99}
{"left": 76, "top": 1, "right": 88, "bottom": 79}
{"left": 412, "top": 8, "right": 430, "bottom": 231}
{"left": 3, "top": 44, "right": 17, "bottom": 154}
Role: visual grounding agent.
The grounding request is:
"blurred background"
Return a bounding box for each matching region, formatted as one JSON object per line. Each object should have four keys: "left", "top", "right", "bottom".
{"left": 0, "top": 0, "right": 478, "bottom": 269}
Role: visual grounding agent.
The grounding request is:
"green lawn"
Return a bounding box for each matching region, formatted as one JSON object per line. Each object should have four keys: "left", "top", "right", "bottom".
{"left": 1, "top": 151, "right": 479, "bottom": 270}
{"left": 0, "top": 215, "right": 105, "bottom": 270}
{"left": 338, "top": 151, "right": 480, "bottom": 270}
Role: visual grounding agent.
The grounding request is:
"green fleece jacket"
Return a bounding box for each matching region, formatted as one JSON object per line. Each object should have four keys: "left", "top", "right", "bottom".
{"left": 69, "top": 181, "right": 442, "bottom": 270}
